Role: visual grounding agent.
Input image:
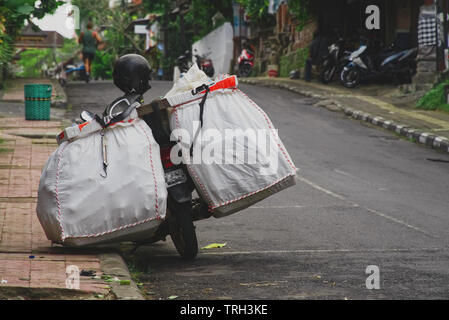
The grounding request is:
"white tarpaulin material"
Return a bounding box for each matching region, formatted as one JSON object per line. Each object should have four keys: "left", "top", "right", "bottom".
{"left": 165, "top": 66, "right": 297, "bottom": 217}
{"left": 37, "top": 114, "right": 167, "bottom": 246}
{"left": 192, "top": 22, "right": 234, "bottom": 77}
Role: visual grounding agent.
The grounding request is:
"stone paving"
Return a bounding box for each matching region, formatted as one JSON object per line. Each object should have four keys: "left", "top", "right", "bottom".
{"left": 0, "top": 118, "right": 109, "bottom": 295}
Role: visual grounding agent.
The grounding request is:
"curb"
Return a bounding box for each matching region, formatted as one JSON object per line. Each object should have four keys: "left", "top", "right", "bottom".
{"left": 239, "top": 78, "right": 449, "bottom": 154}
{"left": 99, "top": 253, "right": 145, "bottom": 300}
{"left": 50, "top": 79, "right": 68, "bottom": 109}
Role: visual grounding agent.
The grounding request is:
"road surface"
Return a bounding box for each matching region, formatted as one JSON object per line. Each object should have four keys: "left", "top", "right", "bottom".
{"left": 65, "top": 80, "right": 449, "bottom": 300}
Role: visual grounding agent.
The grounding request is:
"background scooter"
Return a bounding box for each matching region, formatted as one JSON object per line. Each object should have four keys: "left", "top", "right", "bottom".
{"left": 237, "top": 48, "right": 255, "bottom": 77}
{"left": 193, "top": 49, "right": 215, "bottom": 78}
{"left": 53, "top": 57, "right": 88, "bottom": 86}
{"left": 340, "top": 39, "right": 417, "bottom": 88}
{"left": 319, "top": 38, "right": 350, "bottom": 84}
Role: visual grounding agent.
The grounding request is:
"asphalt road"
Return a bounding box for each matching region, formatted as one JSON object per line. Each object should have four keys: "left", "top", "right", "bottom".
{"left": 65, "top": 80, "right": 449, "bottom": 300}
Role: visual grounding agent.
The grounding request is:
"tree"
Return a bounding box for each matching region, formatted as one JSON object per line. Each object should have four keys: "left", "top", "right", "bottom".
{"left": 71, "top": 0, "right": 148, "bottom": 78}
{"left": 0, "top": 0, "right": 63, "bottom": 77}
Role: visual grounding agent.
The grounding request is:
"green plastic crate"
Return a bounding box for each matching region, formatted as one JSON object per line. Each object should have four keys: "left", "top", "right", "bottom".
{"left": 24, "top": 84, "right": 52, "bottom": 120}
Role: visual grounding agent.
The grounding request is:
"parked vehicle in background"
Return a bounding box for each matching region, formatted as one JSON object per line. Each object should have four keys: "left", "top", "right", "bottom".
{"left": 340, "top": 39, "right": 417, "bottom": 88}
{"left": 237, "top": 48, "right": 255, "bottom": 77}
{"left": 52, "top": 57, "right": 88, "bottom": 87}
{"left": 193, "top": 49, "right": 215, "bottom": 78}
{"left": 176, "top": 50, "right": 192, "bottom": 74}
{"left": 320, "top": 38, "right": 350, "bottom": 84}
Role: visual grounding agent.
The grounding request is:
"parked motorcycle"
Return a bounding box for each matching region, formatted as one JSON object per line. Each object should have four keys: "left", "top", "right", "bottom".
{"left": 176, "top": 50, "right": 192, "bottom": 74}
{"left": 340, "top": 40, "right": 417, "bottom": 88}
{"left": 319, "top": 39, "right": 350, "bottom": 84}
{"left": 53, "top": 57, "right": 88, "bottom": 86}
{"left": 78, "top": 55, "right": 212, "bottom": 259}
{"left": 176, "top": 49, "right": 214, "bottom": 78}
{"left": 237, "top": 48, "right": 255, "bottom": 77}
{"left": 193, "top": 49, "right": 215, "bottom": 78}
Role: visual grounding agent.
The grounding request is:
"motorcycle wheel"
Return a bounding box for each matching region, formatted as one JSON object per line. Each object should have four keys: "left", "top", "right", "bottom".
{"left": 239, "top": 64, "right": 252, "bottom": 77}
{"left": 340, "top": 67, "right": 361, "bottom": 88}
{"left": 205, "top": 66, "right": 214, "bottom": 78}
{"left": 169, "top": 204, "right": 198, "bottom": 260}
{"left": 320, "top": 64, "right": 337, "bottom": 84}
{"left": 59, "top": 78, "right": 67, "bottom": 87}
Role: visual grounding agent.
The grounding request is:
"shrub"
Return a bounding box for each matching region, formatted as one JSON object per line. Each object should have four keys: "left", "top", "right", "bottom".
{"left": 416, "top": 80, "right": 449, "bottom": 112}
{"left": 279, "top": 48, "right": 309, "bottom": 78}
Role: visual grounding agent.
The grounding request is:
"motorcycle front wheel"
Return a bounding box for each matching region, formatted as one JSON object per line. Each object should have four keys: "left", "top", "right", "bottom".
{"left": 239, "top": 63, "right": 252, "bottom": 77}
{"left": 320, "top": 63, "right": 337, "bottom": 84}
{"left": 169, "top": 203, "right": 198, "bottom": 260}
{"left": 340, "top": 67, "right": 361, "bottom": 88}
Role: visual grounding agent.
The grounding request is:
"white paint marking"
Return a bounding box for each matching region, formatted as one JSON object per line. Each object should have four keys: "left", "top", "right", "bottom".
{"left": 199, "top": 247, "right": 442, "bottom": 256}
{"left": 297, "top": 175, "right": 434, "bottom": 237}
{"left": 296, "top": 176, "right": 346, "bottom": 200}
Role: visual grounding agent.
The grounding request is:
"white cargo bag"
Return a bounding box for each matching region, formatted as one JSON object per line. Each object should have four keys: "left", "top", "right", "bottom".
{"left": 166, "top": 66, "right": 297, "bottom": 217}
{"left": 37, "top": 111, "right": 167, "bottom": 246}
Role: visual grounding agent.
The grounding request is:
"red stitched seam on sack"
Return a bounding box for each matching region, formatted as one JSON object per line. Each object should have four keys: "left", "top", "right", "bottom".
{"left": 55, "top": 142, "right": 68, "bottom": 241}
{"left": 63, "top": 121, "right": 162, "bottom": 241}
{"left": 136, "top": 122, "right": 160, "bottom": 219}
{"left": 173, "top": 90, "right": 297, "bottom": 211}
{"left": 209, "top": 173, "right": 294, "bottom": 210}
{"left": 66, "top": 216, "right": 162, "bottom": 239}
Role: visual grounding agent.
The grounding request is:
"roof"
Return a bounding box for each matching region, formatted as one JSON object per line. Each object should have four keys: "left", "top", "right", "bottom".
{"left": 14, "top": 23, "right": 64, "bottom": 49}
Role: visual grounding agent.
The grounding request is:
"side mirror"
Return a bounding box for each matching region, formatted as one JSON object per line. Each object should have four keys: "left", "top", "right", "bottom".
{"left": 80, "top": 110, "right": 95, "bottom": 122}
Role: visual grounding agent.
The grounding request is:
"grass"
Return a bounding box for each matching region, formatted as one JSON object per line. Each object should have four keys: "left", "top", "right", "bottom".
{"left": 416, "top": 80, "right": 449, "bottom": 112}
{"left": 279, "top": 48, "right": 309, "bottom": 78}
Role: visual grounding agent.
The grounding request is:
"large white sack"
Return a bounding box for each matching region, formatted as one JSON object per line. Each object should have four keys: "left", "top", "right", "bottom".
{"left": 166, "top": 68, "right": 297, "bottom": 217}
{"left": 37, "top": 118, "right": 167, "bottom": 246}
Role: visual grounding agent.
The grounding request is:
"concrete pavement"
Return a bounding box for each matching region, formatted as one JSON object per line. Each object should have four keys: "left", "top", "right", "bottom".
{"left": 3, "top": 78, "right": 449, "bottom": 300}
{"left": 0, "top": 88, "right": 143, "bottom": 299}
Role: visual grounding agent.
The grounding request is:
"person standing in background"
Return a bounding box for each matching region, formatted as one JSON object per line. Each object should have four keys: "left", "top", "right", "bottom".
{"left": 78, "top": 21, "right": 102, "bottom": 82}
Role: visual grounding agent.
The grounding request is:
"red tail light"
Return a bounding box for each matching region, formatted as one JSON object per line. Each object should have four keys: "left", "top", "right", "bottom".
{"left": 160, "top": 146, "right": 174, "bottom": 169}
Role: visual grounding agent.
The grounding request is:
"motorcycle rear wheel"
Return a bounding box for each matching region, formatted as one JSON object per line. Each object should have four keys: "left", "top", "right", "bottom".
{"left": 169, "top": 205, "right": 198, "bottom": 260}
{"left": 340, "top": 67, "right": 361, "bottom": 88}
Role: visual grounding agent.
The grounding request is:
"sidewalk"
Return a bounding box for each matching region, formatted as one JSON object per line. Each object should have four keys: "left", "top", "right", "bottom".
{"left": 0, "top": 117, "right": 142, "bottom": 298}
{"left": 1, "top": 78, "right": 67, "bottom": 108}
{"left": 239, "top": 77, "right": 449, "bottom": 154}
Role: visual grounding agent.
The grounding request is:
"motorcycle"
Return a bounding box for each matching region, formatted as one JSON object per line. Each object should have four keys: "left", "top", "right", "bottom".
{"left": 340, "top": 41, "right": 417, "bottom": 88}
{"left": 193, "top": 49, "right": 215, "bottom": 78}
{"left": 237, "top": 48, "right": 255, "bottom": 77}
{"left": 77, "top": 87, "right": 212, "bottom": 260}
{"left": 53, "top": 58, "right": 88, "bottom": 86}
{"left": 176, "top": 49, "right": 214, "bottom": 78}
{"left": 176, "top": 50, "right": 192, "bottom": 74}
{"left": 319, "top": 39, "right": 350, "bottom": 84}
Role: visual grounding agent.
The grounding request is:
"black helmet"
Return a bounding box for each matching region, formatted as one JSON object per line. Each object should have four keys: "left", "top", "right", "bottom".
{"left": 113, "top": 54, "right": 151, "bottom": 94}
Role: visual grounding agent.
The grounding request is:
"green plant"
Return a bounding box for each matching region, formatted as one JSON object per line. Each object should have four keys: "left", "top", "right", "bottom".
{"left": 416, "top": 80, "right": 449, "bottom": 112}
{"left": 279, "top": 48, "right": 309, "bottom": 77}
{"left": 288, "top": 0, "right": 311, "bottom": 32}
{"left": 92, "top": 51, "right": 114, "bottom": 79}
{"left": 0, "top": 1, "right": 63, "bottom": 75}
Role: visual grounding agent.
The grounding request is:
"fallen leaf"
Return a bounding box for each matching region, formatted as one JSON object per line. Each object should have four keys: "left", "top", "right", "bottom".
{"left": 201, "top": 242, "right": 227, "bottom": 250}
{"left": 168, "top": 295, "right": 178, "bottom": 300}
